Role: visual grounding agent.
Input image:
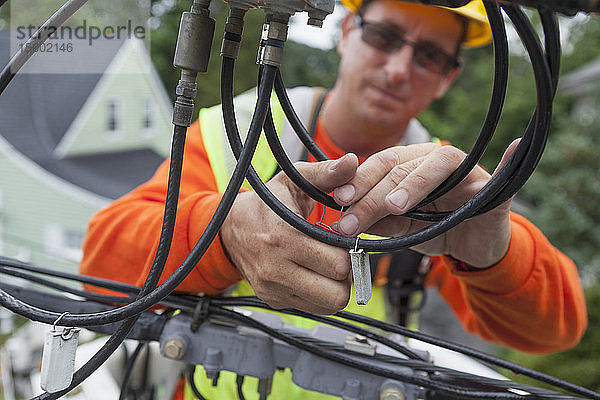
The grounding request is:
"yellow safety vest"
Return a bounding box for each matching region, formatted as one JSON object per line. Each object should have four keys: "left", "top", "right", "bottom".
{"left": 185, "top": 86, "right": 429, "bottom": 400}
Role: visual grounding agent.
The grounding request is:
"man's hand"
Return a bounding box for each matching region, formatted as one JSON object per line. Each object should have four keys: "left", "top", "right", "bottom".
{"left": 219, "top": 154, "right": 359, "bottom": 314}
{"left": 332, "top": 140, "right": 521, "bottom": 269}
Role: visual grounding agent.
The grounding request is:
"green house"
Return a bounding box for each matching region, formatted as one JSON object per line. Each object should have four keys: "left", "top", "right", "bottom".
{"left": 0, "top": 33, "right": 173, "bottom": 275}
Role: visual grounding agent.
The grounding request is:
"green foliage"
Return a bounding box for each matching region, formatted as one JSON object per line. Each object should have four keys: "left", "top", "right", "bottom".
{"left": 521, "top": 112, "right": 600, "bottom": 268}
{"left": 280, "top": 41, "right": 340, "bottom": 89}
{"left": 501, "top": 282, "right": 600, "bottom": 392}
{"left": 560, "top": 16, "right": 600, "bottom": 75}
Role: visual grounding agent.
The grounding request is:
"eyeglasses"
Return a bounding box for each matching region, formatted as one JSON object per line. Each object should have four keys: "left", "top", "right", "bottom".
{"left": 355, "top": 16, "right": 460, "bottom": 75}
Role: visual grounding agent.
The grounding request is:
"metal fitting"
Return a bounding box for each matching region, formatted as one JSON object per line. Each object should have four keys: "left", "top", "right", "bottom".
{"left": 163, "top": 338, "right": 186, "bottom": 359}
{"left": 260, "top": 45, "right": 285, "bottom": 67}
{"left": 380, "top": 386, "right": 405, "bottom": 400}
{"left": 342, "top": 378, "right": 361, "bottom": 400}
{"left": 221, "top": 8, "right": 246, "bottom": 59}
{"left": 204, "top": 348, "right": 223, "bottom": 380}
{"left": 226, "top": 0, "right": 259, "bottom": 11}
{"left": 175, "top": 80, "right": 197, "bottom": 99}
{"left": 379, "top": 380, "right": 406, "bottom": 400}
{"left": 225, "top": 8, "right": 246, "bottom": 36}
{"left": 172, "top": 77, "right": 197, "bottom": 127}
{"left": 344, "top": 334, "right": 376, "bottom": 356}
{"left": 257, "top": 19, "right": 288, "bottom": 67}
{"left": 307, "top": 17, "right": 324, "bottom": 27}
{"left": 257, "top": 377, "right": 273, "bottom": 399}
{"left": 305, "top": 0, "right": 335, "bottom": 26}
{"left": 173, "top": 1, "right": 215, "bottom": 73}
{"left": 267, "top": 21, "right": 288, "bottom": 41}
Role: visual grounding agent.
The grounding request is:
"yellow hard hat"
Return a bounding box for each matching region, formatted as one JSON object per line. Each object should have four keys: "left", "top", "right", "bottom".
{"left": 341, "top": 0, "right": 492, "bottom": 48}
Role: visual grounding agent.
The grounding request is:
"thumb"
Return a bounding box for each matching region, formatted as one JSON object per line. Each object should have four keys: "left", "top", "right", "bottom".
{"left": 492, "top": 138, "right": 521, "bottom": 177}
{"left": 294, "top": 153, "right": 359, "bottom": 193}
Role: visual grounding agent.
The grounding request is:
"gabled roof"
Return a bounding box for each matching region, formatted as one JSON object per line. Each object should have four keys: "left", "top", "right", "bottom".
{"left": 0, "top": 31, "right": 165, "bottom": 199}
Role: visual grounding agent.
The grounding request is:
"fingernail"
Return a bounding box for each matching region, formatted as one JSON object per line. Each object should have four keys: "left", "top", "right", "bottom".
{"left": 387, "top": 189, "right": 409, "bottom": 212}
{"left": 330, "top": 221, "right": 341, "bottom": 233}
{"left": 335, "top": 184, "right": 355, "bottom": 203}
{"left": 329, "top": 154, "right": 348, "bottom": 171}
{"left": 338, "top": 214, "right": 359, "bottom": 236}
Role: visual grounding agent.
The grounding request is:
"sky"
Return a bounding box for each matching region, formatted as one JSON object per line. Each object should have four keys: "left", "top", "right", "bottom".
{"left": 287, "top": 5, "right": 347, "bottom": 50}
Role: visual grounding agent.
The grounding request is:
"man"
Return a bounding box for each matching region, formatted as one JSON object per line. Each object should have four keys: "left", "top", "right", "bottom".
{"left": 80, "top": 0, "right": 587, "bottom": 398}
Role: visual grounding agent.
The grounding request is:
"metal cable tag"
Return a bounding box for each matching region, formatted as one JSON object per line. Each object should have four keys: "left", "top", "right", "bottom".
{"left": 40, "top": 313, "right": 80, "bottom": 393}
{"left": 350, "top": 239, "right": 372, "bottom": 305}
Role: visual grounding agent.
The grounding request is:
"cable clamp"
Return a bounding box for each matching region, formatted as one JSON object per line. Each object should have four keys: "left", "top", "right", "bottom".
{"left": 190, "top": 296, "right": 211, "bottom": 332}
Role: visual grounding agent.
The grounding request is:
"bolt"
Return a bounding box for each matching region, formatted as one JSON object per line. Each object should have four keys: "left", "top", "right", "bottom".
{"left": 380, "top": 386, "right": 405, "bottom": 400}
{"left": 163, "top": 338, "right": 185, "bottom": 359}
{"left": 342, "top": 379, "right": 360, "bottom": 400}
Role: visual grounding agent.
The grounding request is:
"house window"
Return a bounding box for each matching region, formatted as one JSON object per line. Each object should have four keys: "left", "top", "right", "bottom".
{"left": 65, "top": 231, "right": 85, "bottom": 250}
{"left": 141, "top": 98, "right": 155, "bottom": 138}
{"left": 143, "top": 98, "right": 152, "bottom": 129}
{"left": 44, "top": 224, "right": 84, "bottom": 262}
{"left": 107, "top": 98, "right": 122, "bottom": 140}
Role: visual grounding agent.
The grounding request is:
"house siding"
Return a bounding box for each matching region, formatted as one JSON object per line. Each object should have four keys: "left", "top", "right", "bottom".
{"left": 0, "top": 141, "right": 108, "bottom": 275}
{"left": 54, "top": 40, "right": 173, "bottom": 159}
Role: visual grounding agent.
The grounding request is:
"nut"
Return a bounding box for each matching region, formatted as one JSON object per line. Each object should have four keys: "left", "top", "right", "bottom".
{"left": 163, "top": 338, "right": 185, "bottom": 359}
{"left": 380, "top": 386, "right": 405, "bottom": 400}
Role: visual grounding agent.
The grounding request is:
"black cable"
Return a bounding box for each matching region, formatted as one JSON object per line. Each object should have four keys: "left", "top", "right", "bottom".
{"left": 263, "top": 106, "right": 341, "bottom": 210}
{"left": 186, "top": 365, "right": 207, "bottom": 400}
{"left": 222, "top": 10, "right": 531, "bottom": 255}
{"left": 29, "top": 68, "right": 278, "bottom": 398}
{"left": 0, "top": 256, "right": 144, "bottom": 296}
{"left": 0, "top": 257, "right": 198, "bottom": 311}
{"left": 236, "top": 375, "right": 246, "bottom": 400}
{"left": 226, "top": 5, "right": 541, "bottom": 253}
{"left": 270, "top": 2, "right": 510, "bottom": 223}
{"left": 209, "top": 305, "right": 564, "bottom": 399}
{"left": 273, "top": 68, "right": 329, "bottom": 162}
{"left": 0, "top": 0, "right": 7, "bottom": 8}
{"left": 405, "top": 0, "right": 509, "bottom": 213}
{"left": 119, "top": 342, "right": 146, "bottom": 400}
{"left": 31, "top": 123, "right": 189, "bottom": 400}
{"left": 475, "top": 4, "right": 555, "bottom": 213}
{"left": 0, "top": 0, "right": 89, "bottom": 95}
{"left": 212, "top": 296, "right": 426, "bottom": 361}
{"left": 212, "top": 296, "right": 600, "bottom": 399}
{"left": 1, "top": 247, "right": 593, "bottom": 399}
{"left": 334, "top": 310, "right": 600, "bottom": 400}
{"left": 539, "top": 11, "right": 561, "bottom": 92}
{"left": 0, "top": 68, "right": 275, "bottom": 328}
{"left": 0, "top": 266, "right": 134, "bottom": 305}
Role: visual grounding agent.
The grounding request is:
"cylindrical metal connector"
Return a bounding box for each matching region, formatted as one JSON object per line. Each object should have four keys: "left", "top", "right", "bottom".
{"left": 221, "top": 8, "right": 246, "bottom": 60}
{"left": 257, "top": 19, "right": 289, "bottom": 67}
{"left": 172, "top": 77, "right": 197, "bottom": 127}
{"left": 173, "top": 9, "right": 215, "bottom": 73}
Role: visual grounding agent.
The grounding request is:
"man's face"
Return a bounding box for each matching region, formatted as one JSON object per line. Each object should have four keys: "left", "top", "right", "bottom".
{"left": 336, "top": 0, "right": 463, "bottom": 135}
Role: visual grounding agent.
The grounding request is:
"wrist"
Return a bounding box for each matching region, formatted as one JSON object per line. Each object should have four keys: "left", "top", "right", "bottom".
{"left": 442, "top": 254, "right": 498, "bottom": 272}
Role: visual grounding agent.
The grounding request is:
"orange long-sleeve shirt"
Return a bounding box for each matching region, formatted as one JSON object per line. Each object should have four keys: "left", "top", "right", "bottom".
{"left": 80, "top": 117, "right": 587, "bottom": 354}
